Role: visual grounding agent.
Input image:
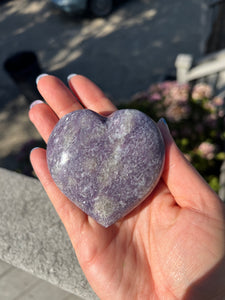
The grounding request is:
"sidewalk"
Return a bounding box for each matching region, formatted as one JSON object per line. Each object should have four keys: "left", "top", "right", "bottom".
{"left": 206, "top": 2, "right": 225, "bottom": 53}
{"left": 0, "top": 0, "right": 207, "bottom": 172}
{"left": 0, "top": 260, "right": 81, "bottom": 300}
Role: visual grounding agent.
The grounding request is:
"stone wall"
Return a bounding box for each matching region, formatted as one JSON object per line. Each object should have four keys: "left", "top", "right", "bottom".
{"left": 0, "top": 168, "right": 98, "bottom": 300}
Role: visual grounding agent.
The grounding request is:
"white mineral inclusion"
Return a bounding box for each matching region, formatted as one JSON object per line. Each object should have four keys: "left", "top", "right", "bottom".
{"left": 59, "top": 152, "right": 69, "bottom": 166}
{"left": 47, "top": 109, "right": 165, "bottom": 227}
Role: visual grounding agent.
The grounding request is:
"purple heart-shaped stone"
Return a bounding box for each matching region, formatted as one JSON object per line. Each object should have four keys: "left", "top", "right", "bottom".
{"left": 47, "top": 109, "right": 165, "bottom": 227}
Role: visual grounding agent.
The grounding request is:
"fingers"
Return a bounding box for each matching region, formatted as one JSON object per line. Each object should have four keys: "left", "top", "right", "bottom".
{"left": 30, "top": 147, "right": 87, "bottom": 238}
{"left": 29, "top": 102, "right": 58, "bottom": 143}
{"left": 158, "top": 120, "right": 221, "bottom": 213}
{"left": 37, "top": 74, "right": 117, "bottom": 119}
{"left": 37, "top": 75, "right": 83, "bottom": 118}
{"left": 31, "top": 74, "right": 117, "bottom": 143}
{"left": 68, "top": 74, "right": 117, "bottom": 115}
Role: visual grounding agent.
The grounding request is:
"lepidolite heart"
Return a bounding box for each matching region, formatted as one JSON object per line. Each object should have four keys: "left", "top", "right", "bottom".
{"left": 47, "top": 109, "right": 165, "bottom": 227}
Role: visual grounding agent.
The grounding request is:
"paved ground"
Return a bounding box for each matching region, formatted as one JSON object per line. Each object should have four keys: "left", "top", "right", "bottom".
{"left": 0, "top": 0, "right": 206, "bottom": 104}
{"left": 0, "top": 0, "right": 212, "bottom": 298}
{"left": 0, "top": 260, "right": 82, "bottom": 300}
{"left": 206, "top": 2, "right": 225, "bottom": 53}
{"left": 0, "top": 0, "right": 207, "bottom": 171}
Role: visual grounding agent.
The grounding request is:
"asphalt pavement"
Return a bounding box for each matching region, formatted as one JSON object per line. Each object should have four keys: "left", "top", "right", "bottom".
{"left": 0, "top": 0, "right": 210, "bottom": 169}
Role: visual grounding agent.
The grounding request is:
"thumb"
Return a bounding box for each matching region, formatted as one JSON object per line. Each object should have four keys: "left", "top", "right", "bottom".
{"left": 157, "top": 118, "right": 221, "bottom": 214}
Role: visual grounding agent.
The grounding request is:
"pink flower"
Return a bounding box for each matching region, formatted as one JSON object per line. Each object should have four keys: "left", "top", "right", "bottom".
{"left": 213, "top": 96, "right": 224, "bottom": 107}
{"left": 211, "top": 97, "right": 224, "bottom": 117}
{"left": 161, "top": 81, "right": 189, "bottom": 104}
{"left": 169, "top": 84, "right": 189, "bottom": 103}
{"left": 192, "top": 83, "right": 212, "bottom": 100}
{"left": 149, "top": 81, "right": 189, "bottom": 105}
{"left": 148, "top": 92, "right": 162, "bottom": 102}
{"left": 198, "top": 142, "right": 216, "bottom": 160}
{"left": 165, "top": 102, "right": 190, "bottom": 122}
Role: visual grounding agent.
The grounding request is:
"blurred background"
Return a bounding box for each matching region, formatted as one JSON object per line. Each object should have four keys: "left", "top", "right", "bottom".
{"left": 0, "top": 0, "right": 225, "bottom": 186}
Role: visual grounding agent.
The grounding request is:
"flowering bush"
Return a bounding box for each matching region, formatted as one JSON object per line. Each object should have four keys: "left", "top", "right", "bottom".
{"left": 120, "top": 81, "right": 225, "bottom": 192}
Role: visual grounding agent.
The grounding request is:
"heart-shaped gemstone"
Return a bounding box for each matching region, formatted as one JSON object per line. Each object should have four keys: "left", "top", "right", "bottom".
{"left": 47, "top": 109, "right": 165, "bottom": 227}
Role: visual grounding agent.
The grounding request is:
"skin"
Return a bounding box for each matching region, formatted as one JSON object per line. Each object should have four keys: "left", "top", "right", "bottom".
{"left": 29, "top": 74, "right": 225, "bottom": 300}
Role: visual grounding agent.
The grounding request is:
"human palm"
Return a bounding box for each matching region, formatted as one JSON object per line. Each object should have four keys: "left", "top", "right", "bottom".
{"left": 30, "top": 74, "right": 225, "bottom": 300}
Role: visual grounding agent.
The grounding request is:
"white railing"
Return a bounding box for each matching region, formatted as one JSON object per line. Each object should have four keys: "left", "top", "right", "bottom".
{"left": 175, "top": 49, "right": 225, "bottom": 88}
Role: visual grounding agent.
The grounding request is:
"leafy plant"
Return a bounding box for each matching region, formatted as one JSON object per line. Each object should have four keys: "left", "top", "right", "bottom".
{"left": 120, "top": 81, "right": 225, "bottom": 192}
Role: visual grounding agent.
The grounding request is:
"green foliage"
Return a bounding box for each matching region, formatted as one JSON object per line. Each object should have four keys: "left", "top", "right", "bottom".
{"left": 120, "top": 81, "right": 225, "bottom": 193}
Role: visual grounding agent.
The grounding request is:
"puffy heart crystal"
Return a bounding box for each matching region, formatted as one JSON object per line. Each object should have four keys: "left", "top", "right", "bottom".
{"left": 47, "top": 109, "right": 165, "bottom": 227}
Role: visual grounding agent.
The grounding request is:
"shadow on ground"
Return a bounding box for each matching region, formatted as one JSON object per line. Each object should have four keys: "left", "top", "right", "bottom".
{"left": 0, "top": 0, "right": 204, "bottom": 172}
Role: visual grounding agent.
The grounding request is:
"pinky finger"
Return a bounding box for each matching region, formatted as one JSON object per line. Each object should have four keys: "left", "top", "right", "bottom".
{"left": 30, "top": 148, "right": 87, "bottom": 239}
{"left": 29, "top": 101, "right": 59, "bottom": 143}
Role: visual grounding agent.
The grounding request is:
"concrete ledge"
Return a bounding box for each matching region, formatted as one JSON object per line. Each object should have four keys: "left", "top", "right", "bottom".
{"left": 0, "top": 168, "right": 98, "bottom": 300}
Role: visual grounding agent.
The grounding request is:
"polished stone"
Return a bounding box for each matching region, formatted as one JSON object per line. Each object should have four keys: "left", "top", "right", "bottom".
{"left": 47, "top": 109, "right": 165, "bottom": 227}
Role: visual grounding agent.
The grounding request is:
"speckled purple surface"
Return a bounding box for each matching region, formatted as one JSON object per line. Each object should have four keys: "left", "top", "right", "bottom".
{"left": 47, "top": 109, "right": 165, "bottom": 227}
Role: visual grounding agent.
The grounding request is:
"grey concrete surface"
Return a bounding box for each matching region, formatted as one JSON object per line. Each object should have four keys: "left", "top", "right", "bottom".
{"left": 0, "top": 0, "right": 207, "bottom": 106}
{"left": 0, "top": 260, "right": 83, "bottom": 300}
{"left": 0, "top": 168, "right": 98, "bottom": 299}
{"left": 0, "top": 0, "right": 210, "bottom": 171}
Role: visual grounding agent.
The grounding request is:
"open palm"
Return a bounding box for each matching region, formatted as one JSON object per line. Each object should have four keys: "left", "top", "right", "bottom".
{"left": 29, "top": 75, "right": 225, "bottom": 300}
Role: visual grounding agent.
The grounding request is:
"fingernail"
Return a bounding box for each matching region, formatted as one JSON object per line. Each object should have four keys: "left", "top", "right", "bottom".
{"left": 158, "top": 118, "right": 170, "bottom": 134}
{"left": 158, "top": 117, "right": 168, "bottom": 127}
{"left": 67, "top": 73, "right": 77, "bottom": 84}
{"left": 158, "top": 117, "right": 173, "bottom": 145}
{"left": 30, "top": 100, "right": 44, "bottom": 109}
{"left": 36, "top": 73, "right": 48, "bottom": 85}
{"left": 30, "top": 147, "right": 40, "bottom": 153}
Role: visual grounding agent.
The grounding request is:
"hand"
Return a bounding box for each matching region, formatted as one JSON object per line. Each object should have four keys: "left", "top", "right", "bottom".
{"left": 29, "top": 74, "right": 225, "bottom": 300}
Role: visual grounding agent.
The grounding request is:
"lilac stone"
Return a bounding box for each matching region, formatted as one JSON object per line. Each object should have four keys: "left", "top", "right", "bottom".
{"left": 47, "top": 109, "right": 165, "bottom": 227}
